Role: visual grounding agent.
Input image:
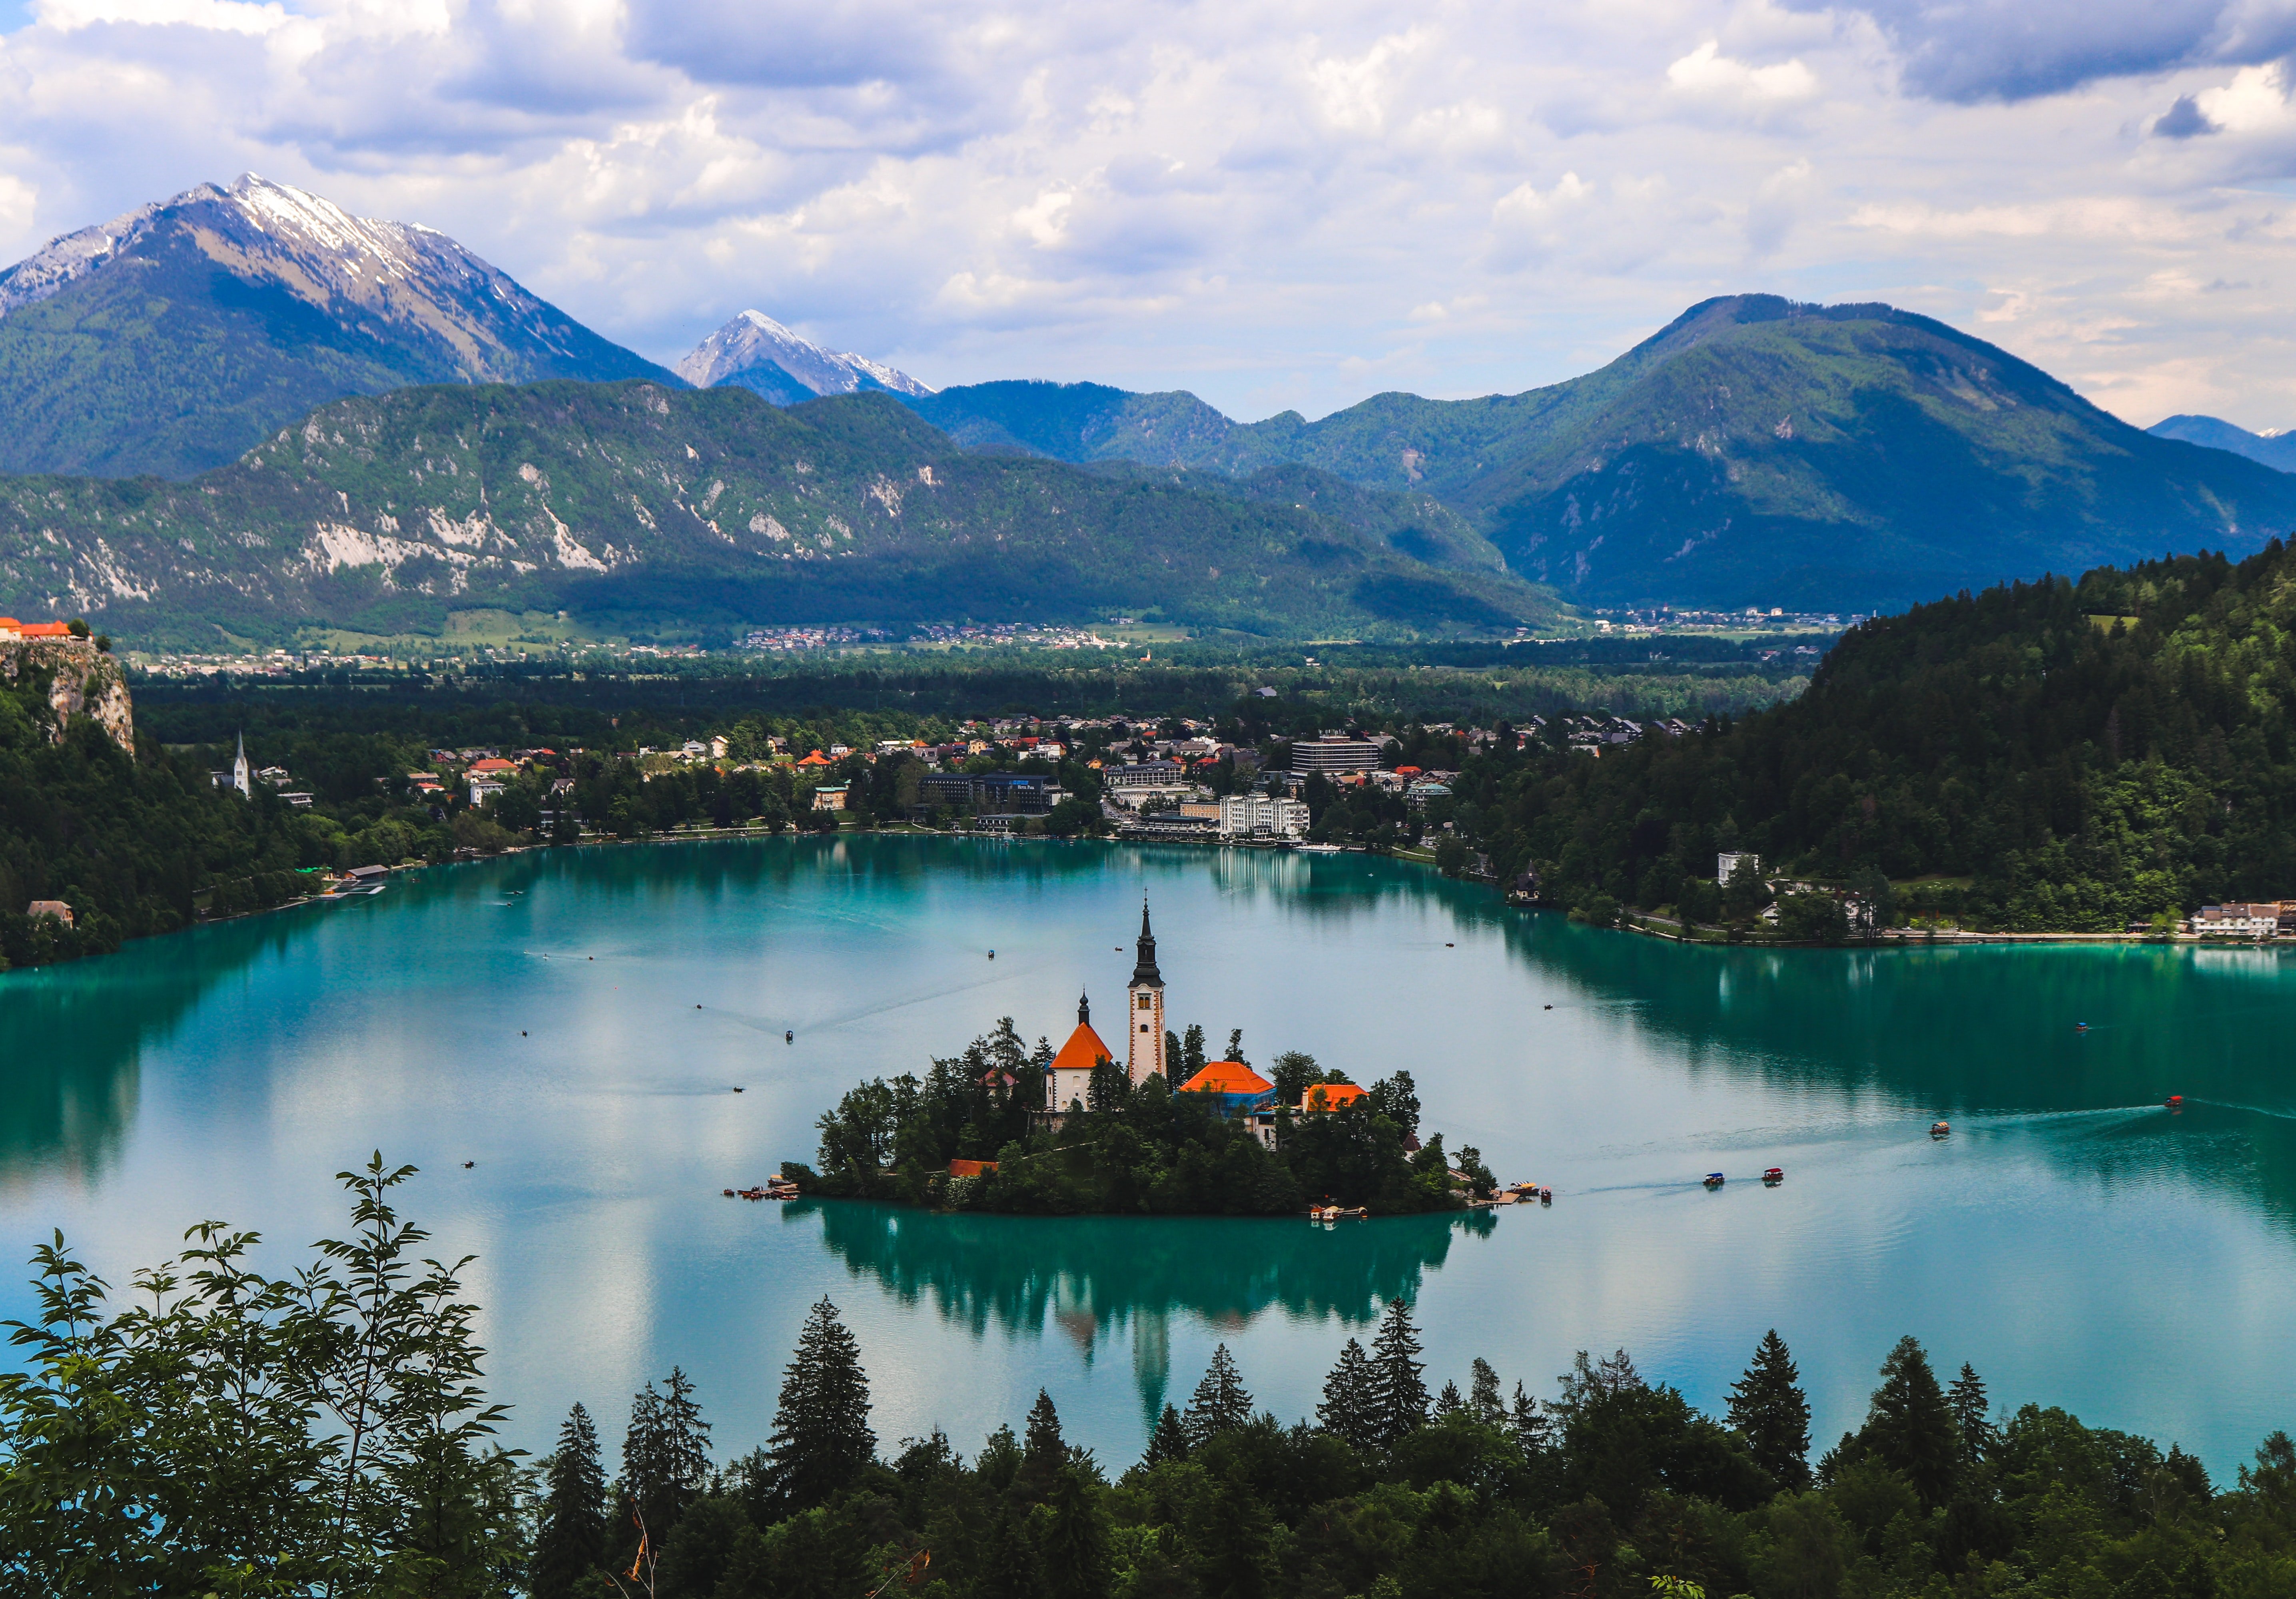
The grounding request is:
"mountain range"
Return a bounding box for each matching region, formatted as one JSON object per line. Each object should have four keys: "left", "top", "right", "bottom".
{"left": 672, "top": 309, "right": 932, "bottom": 406}
{"left": 1, "top": 173, "right": 2292, "bottom": 634}
{"left": 0, "top": 381, "right": 1554, "bottom": 647}
{"left": 0, "top": 175, "right": 675, "bottom": 479}
{"left": 2145, "top": 414, "right": 2296, "bottom": 473}
{"left": 899, "top": 298, "right": 2296, "bottom": 612}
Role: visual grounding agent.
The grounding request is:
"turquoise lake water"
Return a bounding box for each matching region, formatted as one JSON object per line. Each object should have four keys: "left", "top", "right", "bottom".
{"left": 1, "top": 836, "right": 2291, "bottom": 1477}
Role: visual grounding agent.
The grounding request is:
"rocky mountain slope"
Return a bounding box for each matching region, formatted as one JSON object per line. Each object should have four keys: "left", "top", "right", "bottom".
{"left": 0, "top": 381, "right": 1560, "bottom": 647}
{"left": 2147, "top": 414, "right": 2296, "bottom": 473}
{"left": 0, "top": 175, "right": 675, "bottom": 479}
{"left": 674, "top": 310, "right": 930, "bottom": 406}
{"left": 907, "top": 298, "right": 2296, "bottom": 612}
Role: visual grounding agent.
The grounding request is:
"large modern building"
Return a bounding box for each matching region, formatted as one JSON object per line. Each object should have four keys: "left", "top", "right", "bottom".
{"left": 1289, "top": 737, "right": 1384, "bottom": 774}
{"left": 1218, "top": 793, "right": 1310, "bottom": 838}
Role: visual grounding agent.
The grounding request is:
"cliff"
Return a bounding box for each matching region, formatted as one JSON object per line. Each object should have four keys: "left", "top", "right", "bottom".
{"left": 0, "top": 637, "right": 133, "bottom": 751}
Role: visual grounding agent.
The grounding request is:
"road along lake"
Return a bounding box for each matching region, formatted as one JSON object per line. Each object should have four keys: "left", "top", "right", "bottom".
{"left": 1, "top": 836, "right": 2290, "bottom": 1475}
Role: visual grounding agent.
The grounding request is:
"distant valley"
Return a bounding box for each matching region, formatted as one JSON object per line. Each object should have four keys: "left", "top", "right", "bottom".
{"left": 0, "top": 173, "right": 2292, "bottom": 637}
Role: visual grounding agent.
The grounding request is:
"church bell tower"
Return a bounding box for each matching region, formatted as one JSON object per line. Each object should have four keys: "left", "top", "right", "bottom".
{"left": 1126, "top": 900, "right": 1167, "bottom": 1085}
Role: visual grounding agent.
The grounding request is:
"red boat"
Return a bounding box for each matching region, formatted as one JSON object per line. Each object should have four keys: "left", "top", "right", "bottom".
{"left": 1763, "top": 1167, "right": 1784, "bottom": 1184}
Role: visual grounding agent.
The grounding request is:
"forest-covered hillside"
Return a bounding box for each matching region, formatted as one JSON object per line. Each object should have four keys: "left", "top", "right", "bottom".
{"left": 1448, "top": 542, "right": 2296, "bottom": 931}
{"left": 0, "top": 381, "right": 1560, "bottom": 648}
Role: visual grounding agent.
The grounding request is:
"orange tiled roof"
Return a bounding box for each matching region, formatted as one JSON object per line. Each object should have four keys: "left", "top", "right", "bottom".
{"left": 796, "top": 750, "right": 832, "bottom": 766}
{"left": 19, "top": 621, "right": 71, "bottom": 638}
{"left": 948, "top": 1158, "right": 998, "bottom": 1178}
{"left": 469, "top": 758, "right": 516, "bottom": 773}
{"left": 1180, "top": 1060, "right": 1274, "bottom": 1096}
{"left": 1301, "top": 1082, "right": 1368, "bottom": 1112}
{"left": 1051, "top": 1022, "right": 1115, "bottom": 1077}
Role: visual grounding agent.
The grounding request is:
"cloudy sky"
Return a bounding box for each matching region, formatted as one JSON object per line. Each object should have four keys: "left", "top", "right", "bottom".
{"left": 2, "top": 0, "right": 2294, "bottom": 427}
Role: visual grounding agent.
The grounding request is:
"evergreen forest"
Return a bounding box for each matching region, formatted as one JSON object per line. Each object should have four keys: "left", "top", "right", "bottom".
{"left": 4, "top": 1162, "right": 2286, "bottom": 1598}
{"left": 1442, "top": 543, "right": 2296, "bottom": 931}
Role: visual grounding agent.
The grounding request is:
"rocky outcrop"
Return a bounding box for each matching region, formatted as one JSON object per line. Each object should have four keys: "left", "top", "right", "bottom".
{"left": 0, "top": 638, "right": 133, "bottom": 751}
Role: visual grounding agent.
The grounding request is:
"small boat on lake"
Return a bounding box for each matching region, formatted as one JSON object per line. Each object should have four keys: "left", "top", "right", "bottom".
{"left": 1703, "top": 1172, "right": 1725, "bottom": 1189}
{"left": 1763, "top": 1167, "right": 1784, "bottom": 1184}
{"left": 2166, "top": 1095, "right": 2185, "bottom": 1109}
{"left": 1931, "top": 1120, "right": 1951, "bottom": 1138}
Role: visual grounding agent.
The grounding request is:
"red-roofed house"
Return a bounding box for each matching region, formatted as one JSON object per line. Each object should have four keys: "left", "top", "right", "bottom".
{"left": 469, "top": 758, "right": 516, "bottom": 776}
{"left": 1300, "top": 1082, "right": 1367, "bottom": 1113}
{"left": 1047, "top": 993, "right": 1117, "bottom": 1114}
{"left": 796, "top": 750, "right": 833, "bottom": 768}
{"left": 1179, "top": 1060, "right": 1275, "bottom": 1101}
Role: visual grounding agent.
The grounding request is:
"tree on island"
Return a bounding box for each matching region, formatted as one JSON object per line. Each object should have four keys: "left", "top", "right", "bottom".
{"left": 1469, "top": 1358, "right": 1506, "bottom": 1429}
{"left": 758, "top": 1298, "right": 876, "bottom": 1514}
{"left": 1367, "top": 1071, "right": 1421, "bottom": 1142}
{"left": 1183, "top": 1345, "right": 1255, "bottom": 1448}
{"left": 1726, "top": 1330, "right": 1813, "bottom": 1492}
{"left": 531, "top": 1402, "right": 610, "bottom": 1599}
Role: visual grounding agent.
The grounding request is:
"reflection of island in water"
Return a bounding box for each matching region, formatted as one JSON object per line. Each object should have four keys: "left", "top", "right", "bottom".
{"left": 802, "top": 1200, "right": 1496, "bottom": 1419}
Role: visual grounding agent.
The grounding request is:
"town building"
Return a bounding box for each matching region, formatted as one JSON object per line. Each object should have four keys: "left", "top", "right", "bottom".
{"left": 1217, "top": 793, "right": 1310, "bottom": 838}
{"left": 26, "top": 900, "right": 72, "bottom": 928}
{"left": 811, "top": 784, "right": 849, "bottom": 812}
{"left": 1300, "top": 1082, "right": 1366, "bottom": 1113}
{"left": 1717, "top": 852, "right": 1761, "bottom": 884}
{"left": 1289, "top": 736, "right": 1384, "bottom": 774}
{"left": 1179, "top": 1060, "right": 1279, "bottom": 1147}
{"left": 2192, "top": 903, "right": 2283, "bottom": 937}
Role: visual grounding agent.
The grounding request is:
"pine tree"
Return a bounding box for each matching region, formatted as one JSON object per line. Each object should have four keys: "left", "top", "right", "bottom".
{"left": 1947, "top": 1363, "right": 1993, "bottom": 1467}
{"left": 1433, "top": 1380, "right": 1464, "bottom": 1418}
{"left": 1859, "top": 1335, "right": 1961, "bottom": 1507}
{"left": 1017, "top": 1388, "right": 1066, "bottom": 1498}
{"left": 1041, "top": 1463, "right": 1112, "bottom": 1599}
{"left": 1469, "top": 1358, "right": 1506, "bottom": 1428}
{"left": 762, "top": 1297, "right": 878, "bottom": 1513}
{"left": 1143, "top": 1403, "right": 1190, "bottom": 1467}
{"left": 1182, "top": 1024, "right": 1207, "bottom": 1074}
{"left": 1225, "top": 1028, "right": 1246, "bottom": 1066}
{"left": 1317, "top": 1339, "right": 1377, "bottom": 1453}
{"left": 1510, "top": 1381, "right": 1556, "bottom": 1454}
{"left": 1183, "top": 1344, "right": 1254, "bottom": 1448}
{"left": 530, "top": 1403, "right": 609, "bottom": 1599}
{"left": 1366, "top": 1298, "right": 1429, "bottom": 1450}
{"left": 1726, "top": 1330, "right": 1813, "bottom": 1492}
{"left": 1024, "top": 1388, "right": 1065, "bottom": 1467}
{"left": 620, "top": 1368, "right": 711, "bottom": 1546}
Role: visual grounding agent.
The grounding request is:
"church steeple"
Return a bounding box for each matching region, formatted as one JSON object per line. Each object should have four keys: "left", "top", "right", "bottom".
{"left": 1130, "top": 899, "right": 1163, "bottom": 989}
{"left": 1078, "top": 990, "right": 1091, "bottom": 1025}
{"left": 1125, "top": 899, "right": 1167, "bottom": 1086}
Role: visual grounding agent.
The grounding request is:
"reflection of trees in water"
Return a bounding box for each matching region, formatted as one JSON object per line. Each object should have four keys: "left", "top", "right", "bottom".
{"left": 1508, "top": 911, "right": 2296, "bottom": 1232}
{"left": 0, "top": 910, "right": 294, "bottom": 1187}
{"left": 802, "top": 1199, "right": 1495, "bottom": 1420}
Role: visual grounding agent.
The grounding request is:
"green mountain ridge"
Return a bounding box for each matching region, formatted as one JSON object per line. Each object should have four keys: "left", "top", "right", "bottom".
{"left": 0, "top": 381, "right": 1563, "bottom": 647}
{"left": 904, "top": 298, "right": 2296, "bottom": 611}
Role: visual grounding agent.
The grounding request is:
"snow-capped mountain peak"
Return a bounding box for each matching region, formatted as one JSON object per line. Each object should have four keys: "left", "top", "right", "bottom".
{"left": 674, "top": 309, "right": 931, "bottom": 402}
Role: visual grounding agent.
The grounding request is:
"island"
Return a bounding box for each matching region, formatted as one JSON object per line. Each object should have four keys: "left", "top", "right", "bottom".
{"left": 783, "top": 903, "right": 1498, "bottom": 1216}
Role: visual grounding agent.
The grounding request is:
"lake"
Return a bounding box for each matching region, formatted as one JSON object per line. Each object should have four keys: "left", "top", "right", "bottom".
{"left": 1, "top": 836, "right": 2291, "bottom": 1479}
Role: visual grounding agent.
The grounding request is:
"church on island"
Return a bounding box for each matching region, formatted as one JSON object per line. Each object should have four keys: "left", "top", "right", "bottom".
{"left": 1042, "top": 903, "right": 1279, "bottom": 1140}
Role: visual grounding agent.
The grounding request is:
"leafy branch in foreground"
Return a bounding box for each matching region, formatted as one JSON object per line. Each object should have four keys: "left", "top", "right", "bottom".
{"left": 0, "top": 1152, "right": 520, "bottom": 1597}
